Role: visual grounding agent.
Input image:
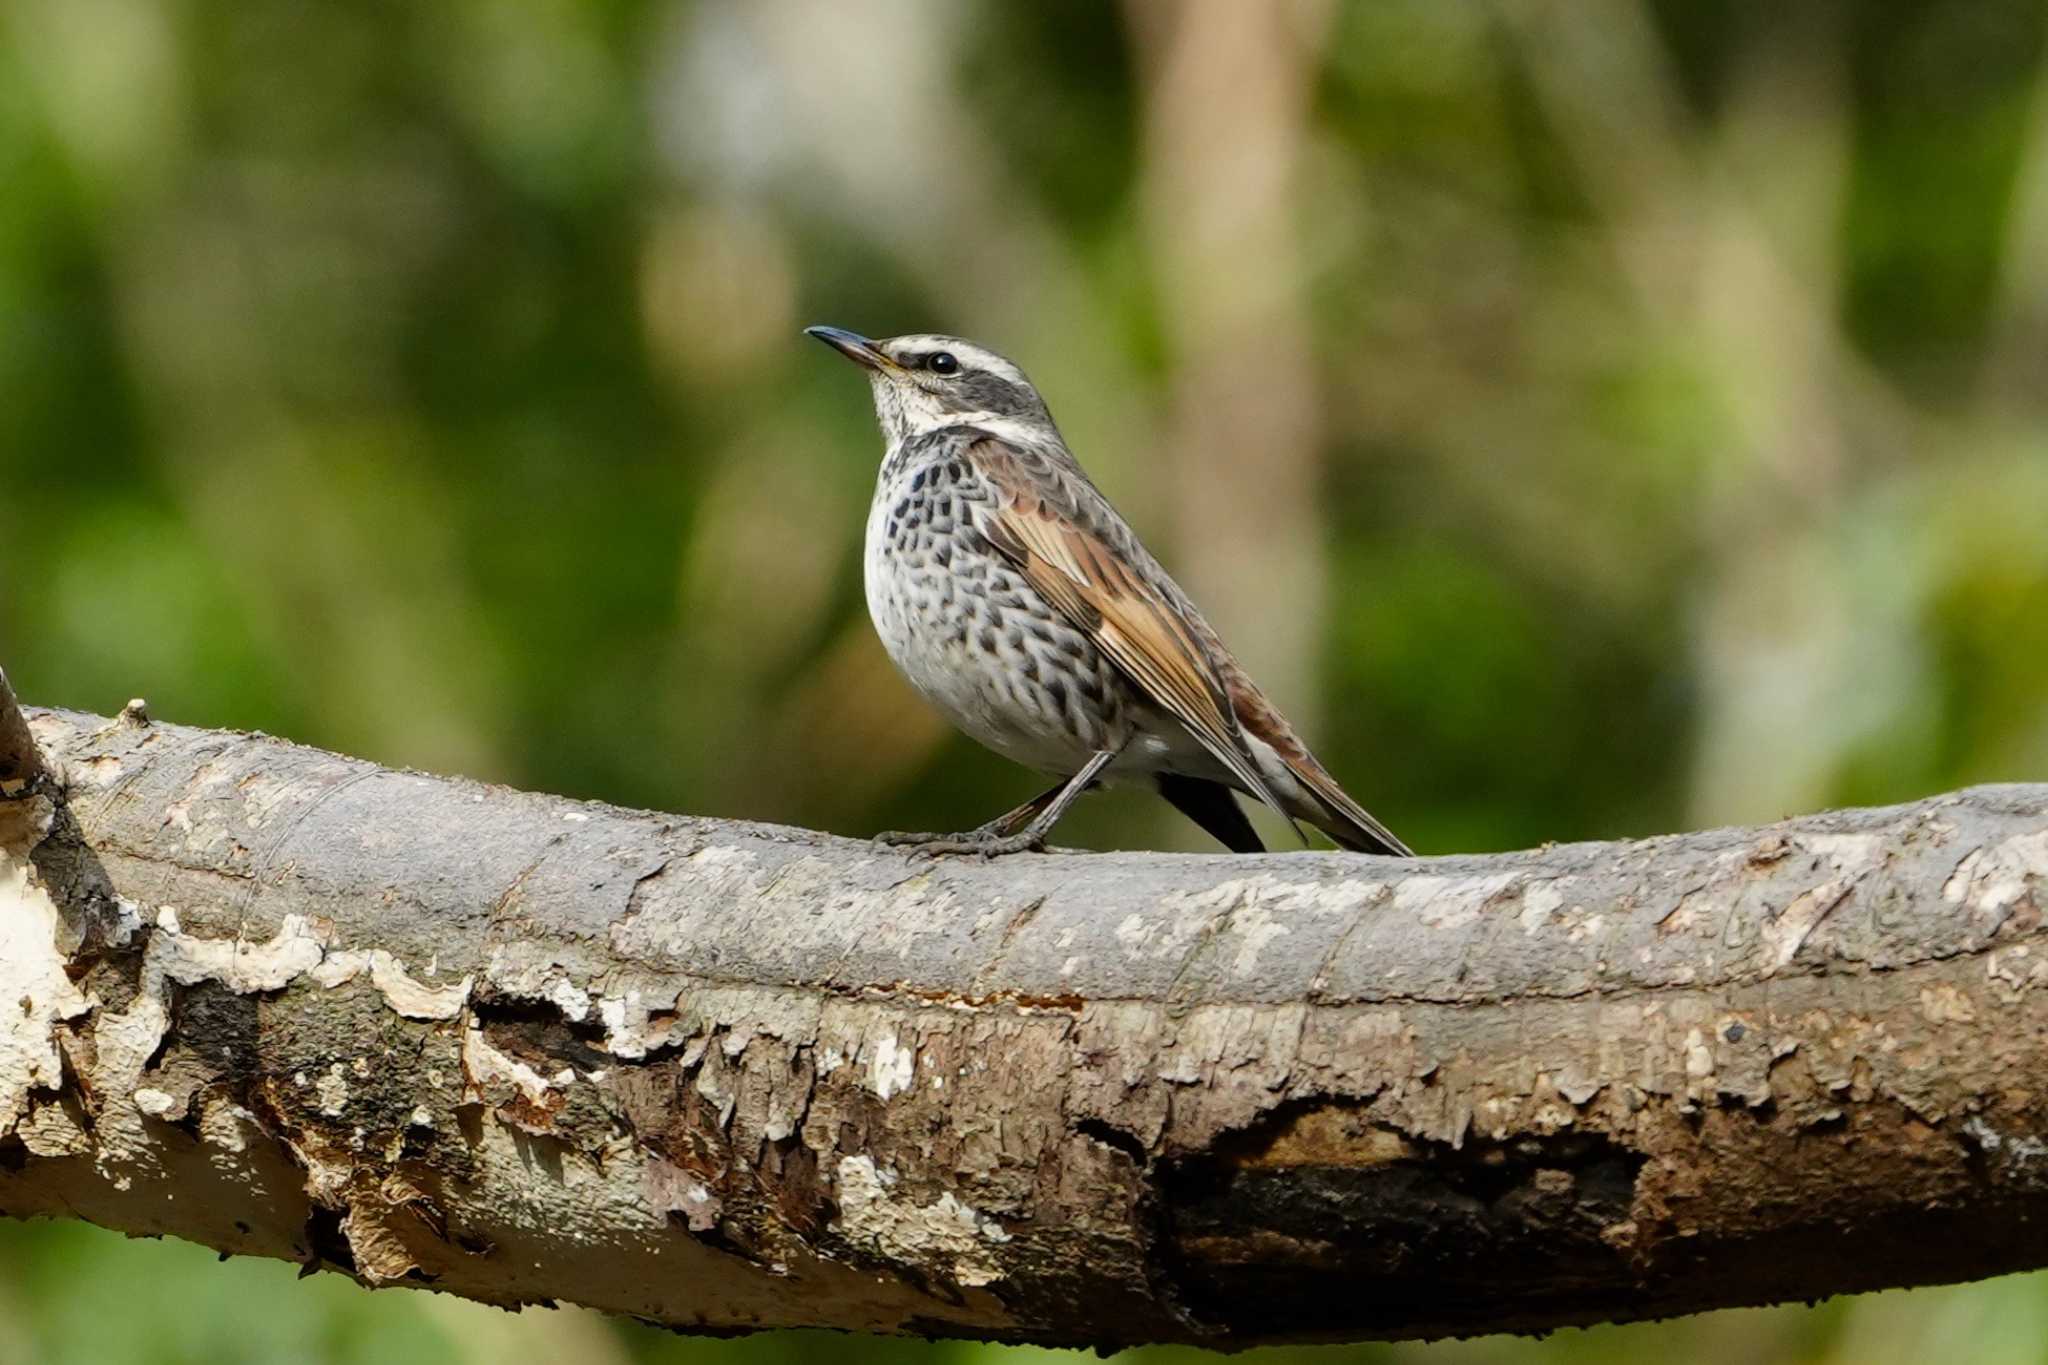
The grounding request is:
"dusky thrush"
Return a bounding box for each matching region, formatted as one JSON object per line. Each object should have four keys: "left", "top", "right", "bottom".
{"left": 808, "top": 325, "right": 1411, "bottom": 859}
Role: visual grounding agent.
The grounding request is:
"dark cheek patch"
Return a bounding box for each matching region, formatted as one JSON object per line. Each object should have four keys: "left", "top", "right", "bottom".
{"left": 957, "top": 372, "right": 1030, "bottom": 416}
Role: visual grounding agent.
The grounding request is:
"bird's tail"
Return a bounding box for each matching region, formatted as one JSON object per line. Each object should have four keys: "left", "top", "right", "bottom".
{"left": 1281, "top": 752, "right": 1414, "bottom": 857}
{"left": 1310, "top": 802, "right": 1413, "bottom": 857}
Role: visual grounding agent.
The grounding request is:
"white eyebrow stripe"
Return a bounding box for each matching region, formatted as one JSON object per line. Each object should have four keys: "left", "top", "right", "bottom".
{"left": 890, "top": 337, "right": 1026, "bottom": 382}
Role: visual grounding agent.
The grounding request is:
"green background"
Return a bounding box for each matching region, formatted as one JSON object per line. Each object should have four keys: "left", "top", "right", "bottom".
{"left": 4, "top": 0, "right": 2048, "bottom": 1360}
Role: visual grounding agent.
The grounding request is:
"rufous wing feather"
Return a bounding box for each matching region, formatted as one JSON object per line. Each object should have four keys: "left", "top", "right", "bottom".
{"left": 965, "top": 437, "right": 1301, "bottom": 833}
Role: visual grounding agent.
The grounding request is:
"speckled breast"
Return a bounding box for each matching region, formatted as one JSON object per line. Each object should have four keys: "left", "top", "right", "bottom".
{"left": 863, "top": 448, "right": 1126, "bottom": 773}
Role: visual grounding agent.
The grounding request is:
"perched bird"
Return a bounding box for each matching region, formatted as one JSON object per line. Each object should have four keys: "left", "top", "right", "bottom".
{"left": 807, "top": 325, "right": 1412, "bottom": 858}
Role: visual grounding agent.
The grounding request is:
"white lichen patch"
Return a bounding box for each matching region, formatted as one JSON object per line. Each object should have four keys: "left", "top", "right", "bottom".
{"left": 0, "top": 860, "right": 97, "bottom": 1135}
{"left": 1390, "top": 872, "right": 1518, "bottom": 933}
{"left": 1802, "top": 830, "right": 1885, "bottom": 875}
{"left": 1227, "top": 901, "right": 1292, "bottom": 976}
{"left": 1945, "top": 832, "right": 2048, "bottom": 923}
{"left": 1684, "top": 1027, "right": 1715, "bottom": 1079}
{"left": 1965, "top": 1116, "right": 2048, "bottom": 1169}
{"left": 108, "top": 897, "right": 147, "bottom": 947}
{"left": 461, "top": 1026, "right": 560, "bottom": 1107}
{"left": 834, "top": 1155, "right": 1009, "bottom": 1288}
{"left": 317, "top": 1062, "right": 350, "bottom": 1116}
{"left": 198, "top": 1097, "right": 263, "bottom": 1154}
{"left": 311, "top": 950, "right": 368, "bottom": 988}
{"left": 1663, "top": 888, "right": 1706, "bottom": 936}
{"left": 1762, "top": 880, "right": 1848, "bottom": 972}
{"left": 1120, "top": 879, "right": 1252, "bottom": 960}
{"left": 867, "top": 1033, "right": 915, "bottom": 1101}
{"left": 547, "top": 977, "right": 591, "bottom": 1022}
{"left": 598, "top": 990, "right": 678, "bottom": 1060}
{"left": 133, "top": 1088, "right": 179, "bottom": 1118}
{"left": 478, "top": 943, "right": 564, "bottom": 1001}
{"left": 1520, "top": 881, "right": 1564, "bottom": 935}
{"left": 153, "top": 912, "right": 326, "bottom": 993}
{"left": 368, "top": 953, "right": 471, "bottom": 1020}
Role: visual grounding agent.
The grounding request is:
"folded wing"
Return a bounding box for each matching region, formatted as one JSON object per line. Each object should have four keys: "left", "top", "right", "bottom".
{"left": 964, "top": 430, "right": 1413, "bottom": 857}
{"left": 964, "top": 434, "right": 1303, "bottom": 837}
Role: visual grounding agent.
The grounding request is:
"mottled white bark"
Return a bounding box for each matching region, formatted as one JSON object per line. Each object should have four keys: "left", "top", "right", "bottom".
{"left": 3, "top": 682, "right": 2048, "bottom": 1348}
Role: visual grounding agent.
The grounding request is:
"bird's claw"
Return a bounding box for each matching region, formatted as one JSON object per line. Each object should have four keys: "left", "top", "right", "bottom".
{"left": 873, "top": 827, "right": 1047, "bottom": 859}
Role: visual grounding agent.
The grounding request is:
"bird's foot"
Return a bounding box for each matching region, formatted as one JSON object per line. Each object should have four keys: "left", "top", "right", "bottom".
{"left": 873, "top": 825, "right": 1047, "bottom": 859}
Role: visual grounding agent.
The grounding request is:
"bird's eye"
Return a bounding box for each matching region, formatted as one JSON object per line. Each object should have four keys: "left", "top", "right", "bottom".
{"left": 926, "top": 352, "right": 959, "bottom": 375}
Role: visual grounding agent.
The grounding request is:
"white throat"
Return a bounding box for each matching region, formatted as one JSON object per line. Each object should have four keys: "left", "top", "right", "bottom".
{"left": 917, "top": 408, "right": 1047, "bottom": 442}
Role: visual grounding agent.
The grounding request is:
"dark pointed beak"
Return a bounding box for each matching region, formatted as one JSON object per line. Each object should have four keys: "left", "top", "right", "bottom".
{"left": 804, "top": 325, "right": 896, "bottom": 373}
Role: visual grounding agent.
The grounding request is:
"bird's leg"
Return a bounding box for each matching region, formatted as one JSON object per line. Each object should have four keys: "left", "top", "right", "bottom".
{"left": 876, "top": 748, "right": 1120, "bottom": 857}
{"left": 978, "top": 781, "right": 1069, "bottom": 837}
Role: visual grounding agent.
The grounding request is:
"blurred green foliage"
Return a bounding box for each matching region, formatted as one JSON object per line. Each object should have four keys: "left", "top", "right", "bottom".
{"left": 3, "top": 0, "right": 2047, "bottom": 1361}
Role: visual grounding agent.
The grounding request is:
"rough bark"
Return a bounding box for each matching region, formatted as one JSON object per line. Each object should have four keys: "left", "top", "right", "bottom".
{"left": 3, "top": 696, "right": 2047, "bottom": 1350}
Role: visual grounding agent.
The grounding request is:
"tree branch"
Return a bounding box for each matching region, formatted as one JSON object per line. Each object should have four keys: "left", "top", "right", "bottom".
{"left": 3, "top": 695, "right": 2047, "bottom": 1348}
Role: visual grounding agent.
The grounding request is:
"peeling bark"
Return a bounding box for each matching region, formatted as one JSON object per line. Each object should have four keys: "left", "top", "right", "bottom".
{"left": 3, "top": 698, "right": 2048, "bottom": 1348}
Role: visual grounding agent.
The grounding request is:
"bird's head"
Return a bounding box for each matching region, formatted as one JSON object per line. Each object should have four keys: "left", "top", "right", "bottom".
{"left": 806, "top": 327, "right": 1053, "bottom": 444}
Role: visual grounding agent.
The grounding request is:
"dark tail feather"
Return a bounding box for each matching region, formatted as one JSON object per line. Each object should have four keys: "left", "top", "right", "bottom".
{"left": 1309, "top": 800, "right": 1413, "bottom": 857}
{"left": 1269, "top": 750, "right": 1415, "bottom": 857}
{"left": 1157, "top": 774, "right": 1266, "bottom": 853}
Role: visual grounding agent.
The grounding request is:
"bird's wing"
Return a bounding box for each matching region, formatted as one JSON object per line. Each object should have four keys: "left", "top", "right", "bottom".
{"left": 962, "top": 433, "right": 1300, "bottom": 831}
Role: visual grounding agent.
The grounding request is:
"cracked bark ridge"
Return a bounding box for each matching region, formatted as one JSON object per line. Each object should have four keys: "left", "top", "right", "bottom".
{"left": 2, "top": 701, "right": 2048, "bottom": 1348}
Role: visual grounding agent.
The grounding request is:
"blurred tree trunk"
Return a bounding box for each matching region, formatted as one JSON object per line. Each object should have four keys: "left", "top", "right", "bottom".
{"left": 4, "top": 688, "right": 2048, "bottom": 1349}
